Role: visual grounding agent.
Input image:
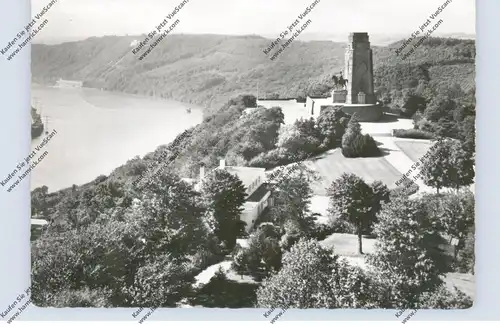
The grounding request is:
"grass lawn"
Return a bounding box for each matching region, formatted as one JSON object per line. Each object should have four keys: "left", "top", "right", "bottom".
{"left": 394, "top": 140, "right": 434, "bottom": 163}
{"left": 319, "top": 233, "right": 377, "bottom": 270}
{"left": 305, "top": 150, "right": 401, "bottom": 195}
{"left": 320, "top": 233, "right": 376, "bottom": 256}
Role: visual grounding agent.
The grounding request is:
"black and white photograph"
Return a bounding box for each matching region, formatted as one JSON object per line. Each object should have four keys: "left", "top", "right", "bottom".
{"left": 18, "top": 0, "right": 476, "bottom": 319}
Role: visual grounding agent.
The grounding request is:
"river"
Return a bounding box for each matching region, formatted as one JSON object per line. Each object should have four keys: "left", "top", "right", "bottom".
{"left": 31, "top": 85, "right": 203, "bottom": 192}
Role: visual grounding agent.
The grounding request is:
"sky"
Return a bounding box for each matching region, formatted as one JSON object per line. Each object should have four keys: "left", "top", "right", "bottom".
{"left": 32, "top": 0, "right": 475, "bottom": 42}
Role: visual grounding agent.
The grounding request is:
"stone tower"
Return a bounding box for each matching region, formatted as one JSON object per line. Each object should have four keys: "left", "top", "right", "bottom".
{"left": 344, "top": 33, "right": 375, "bottom": 104}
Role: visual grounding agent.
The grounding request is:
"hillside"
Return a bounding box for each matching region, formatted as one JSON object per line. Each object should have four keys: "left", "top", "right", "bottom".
{"left": 32, "top": 34, "right": 344, "bottom": 114}
{"left": 32, "top": 34, "right": 475, "bottom": 115}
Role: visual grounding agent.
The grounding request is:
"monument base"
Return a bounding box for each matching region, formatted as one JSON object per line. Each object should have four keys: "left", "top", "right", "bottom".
{"left": 321, "top": 103, "right": 383, "bottom": 122}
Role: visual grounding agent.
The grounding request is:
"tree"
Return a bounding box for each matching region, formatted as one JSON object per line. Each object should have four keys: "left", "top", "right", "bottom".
{"left": 437, "top": 191, "right": 475, "bottom": 261}
{"left": 269, "top": 164, "right": 318, "bottom": 236}
{"left": 191, "top": 266, "right": 259, "bottom": 308}
{"left": 127, "top": 254, "right": 195, "bottom": 307}
{"left": 277, "top": 118, "right": 322, "bottom": 156}
{"left": 368, "top": 196, "right": 447, "bottom": 307}
{"left": 366, "top": 180, "right": 390, "bottom": 235}
{"left": 341, "top": 114, "right": 380, "bottom": 158}
{"left": 420, "top": 139, "right": 453, "bottom": 194}
{"left": 420, "top": 139, "right": 474, "bottom": 193}
{"left": 400, "top": 90, "right": 427, "bottom": 118}
{"left": 459, "top": 115, "right": 475, "bottom": 154}
{"left": 31, "top": 185, "right": 49, "bottom": 217}
{"left": 201, "top": 169, "right": 247, "bottom": 251}
{"left": 316, "top": 106, "right": 350, "bottom": 148}
{"left": 456, "top": 226, "right": 475, "bottom": 274}
{"left": 256, "top": 239, "right": 386, "bottom": 308}
{"left": 31, "top": 219, "right": 140, "bottom": 307}
{"left": 327, "top": 173, "right": 374, "bottom": 254}
{"left": 448, "top": 141, "right": 475, "bottom": 191}
{"left": 35, "top": 287, "right": 113, "bottom": 308}
{"left": 232, "top": 223, "right": 282, "bottom": 281}
{"left": 256, "top": 239, "right": 337, "bottom": 308}
{"left": 341, "top": 114, "right": 362, "bottom": 157}
{"left": 139, "top": 172, "right": 208, "bottom": 256}
{"left": 424, "top": 95, "right": 456, "bottom": 122}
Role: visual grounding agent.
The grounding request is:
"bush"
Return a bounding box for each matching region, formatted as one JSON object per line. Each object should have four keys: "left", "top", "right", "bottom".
{"left": 393, "top": 129, "right": 435, "bottom": 140}
{"left": 34, "top": 287, "right": 113, "bottom": 308}
{"left": 232, "top": 226, "right": 282, "bottom": 281}
{"left": 390, "top": 180, "right": 419, "bottom": 198}
{"left": 414, "top": 117, "right": 439, "bottom": 134}
{"left": 328, "top": 217, "right": 357, "bottom": 234}
{"left": 248, "top": 148, "right": 304, "bottom": 168}
{"left": 342, "top": 134, "right": 381, "bottom": 157}
{"left": 310, "top": 223, "right": 336, "bottom": 241}
{"left": 417, "top": 285, "right": 473, "bottom": 309}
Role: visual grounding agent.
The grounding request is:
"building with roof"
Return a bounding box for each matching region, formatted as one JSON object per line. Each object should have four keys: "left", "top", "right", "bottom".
{"left": 182, "top": 159, "right": 273, "bottom": 232}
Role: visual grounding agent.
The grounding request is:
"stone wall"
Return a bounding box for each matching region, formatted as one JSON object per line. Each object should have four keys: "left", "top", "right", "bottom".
{"left": 321, "top": 104, "right": 384, "bottom": 122}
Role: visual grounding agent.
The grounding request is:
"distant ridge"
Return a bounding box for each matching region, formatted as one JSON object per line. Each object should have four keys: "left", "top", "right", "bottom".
{"left": 32, "top": 34, "right": 475, "bottom": 115}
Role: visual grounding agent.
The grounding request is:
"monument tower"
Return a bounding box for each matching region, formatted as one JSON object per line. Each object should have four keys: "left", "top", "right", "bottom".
{"left": 344, "top": 33, "right": 375, "bottom": 104}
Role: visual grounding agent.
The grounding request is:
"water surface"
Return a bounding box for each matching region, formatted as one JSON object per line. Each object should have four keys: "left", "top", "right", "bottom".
{"left": 31, "top": 85, "right": 202, "bottom": 191}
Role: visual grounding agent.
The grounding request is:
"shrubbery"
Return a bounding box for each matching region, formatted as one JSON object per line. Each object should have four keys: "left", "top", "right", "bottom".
{"left": 392, "top": 129, "right": 435, "bottom": 139}
{"left": 248, "top": 107, "right": 350, "bottom": 168}
{"left": 248, "top": 148, "right": 294, "bottom": 168}
{"left": 417, "top": 285, "right": 473, "bottom": 309}
{"left": 327, "top": 217, "right": 357, "bottom": 234}
{"left": 309, "top": 222, "right": 337, "bottom": 241}
{"left": 36, "top": 287, "right": 113, "bottom": 308}
{"left": 232, "top": 224, "right": 282, "bottom": 281}
{"left": 390, "top": 180, "right": 419, "bottom": 198}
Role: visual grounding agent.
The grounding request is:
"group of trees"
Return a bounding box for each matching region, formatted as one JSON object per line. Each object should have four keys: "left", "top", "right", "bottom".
{"left": 256, "top": 239, "right": 387, "bottom": 309}
{"left": 413, "top": 87, "right": 476, "bottom": 151}
{"left": 378, "top": 74, "right": 476, "bottom": 153}
{"left": 371, "top": 36, "right": 475, "bottom": 153}
{"left": 419, "top": 138, "right": 475, "bottom": 194}
{"left": 249, "top": 106, "right": 352, "bottom": 167}
{"left": 232, "top": 223, "right": 283, "bottom": 281}
{"left": 31, "top": 159, "right": 250, "bottom": 307}
{"left": 254, "top": 175, "right": 474, "bottom": 309}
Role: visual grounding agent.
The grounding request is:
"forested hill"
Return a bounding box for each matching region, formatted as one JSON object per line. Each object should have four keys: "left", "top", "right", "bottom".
{"left": 31, "top": 34, "right": 344, "bottom": 114}
{"left": 32, "top": 34, "right": 475, "bottom": 115}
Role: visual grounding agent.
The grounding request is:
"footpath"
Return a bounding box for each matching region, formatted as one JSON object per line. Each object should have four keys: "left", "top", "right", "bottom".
{"left": 371, "top": 135, "right": 435, "bottom": 194}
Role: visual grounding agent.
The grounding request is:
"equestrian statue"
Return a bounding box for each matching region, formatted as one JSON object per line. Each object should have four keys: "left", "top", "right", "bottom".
{"left": 332, "top": 71, "right": 348, "bottom": 90}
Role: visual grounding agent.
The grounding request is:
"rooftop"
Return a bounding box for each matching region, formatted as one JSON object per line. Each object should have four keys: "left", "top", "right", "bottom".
{"left": 246, "top": 182, "right": 271, "bottom": 202}
{"left": 31, "top": 219, "right": 48, "bottom": 226}
{"left": 225, "top": 166, "right": 265, "bottom": 191}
